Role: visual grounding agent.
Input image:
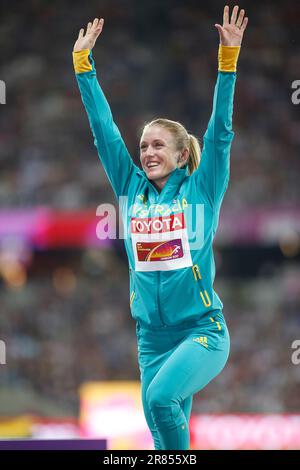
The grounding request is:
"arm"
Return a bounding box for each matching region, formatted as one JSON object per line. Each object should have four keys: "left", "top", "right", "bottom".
{"left": 73, "top": 18, "right": 138, "bottom": 198}
{"left": 194, "top": 6, "right": 248, "bottom": 208}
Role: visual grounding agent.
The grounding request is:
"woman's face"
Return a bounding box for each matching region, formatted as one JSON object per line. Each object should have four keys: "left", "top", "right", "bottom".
{"left": 140, "top": 125, "right": 185, "bottom": 191}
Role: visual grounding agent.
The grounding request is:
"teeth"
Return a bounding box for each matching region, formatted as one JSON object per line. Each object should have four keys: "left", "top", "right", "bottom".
{"left": 147, "top": 163, "right": 159, "bottom": 168}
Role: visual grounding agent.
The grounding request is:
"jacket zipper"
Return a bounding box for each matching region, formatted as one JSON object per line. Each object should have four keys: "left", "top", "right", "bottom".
{"left": 157, "top": 271, "right": 166, "bottom": 326}
{"left": 149, "top": 185, "right": 166, "bottom": 326}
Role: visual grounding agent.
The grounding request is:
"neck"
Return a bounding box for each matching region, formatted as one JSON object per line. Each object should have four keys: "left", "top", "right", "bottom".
{"left": 152, "top": 174, "right": 171, "bottom": 192}
{"left": 150, "top": 166, "right": 185, "bottom": 193}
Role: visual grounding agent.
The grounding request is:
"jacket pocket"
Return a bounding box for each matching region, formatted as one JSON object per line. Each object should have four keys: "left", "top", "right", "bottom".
{"left": 160, "top": 269, "right": 200, "bottom": 324}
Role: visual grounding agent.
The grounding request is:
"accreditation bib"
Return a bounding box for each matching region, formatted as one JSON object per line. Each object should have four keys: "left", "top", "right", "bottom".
{"left": 131, "top": 213, "right": 192, "bottom": 272}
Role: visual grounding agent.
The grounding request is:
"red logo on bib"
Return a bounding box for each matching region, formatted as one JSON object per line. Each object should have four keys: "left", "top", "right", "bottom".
{"left": 131, "top": 213, "right": 185, "bottom": 234}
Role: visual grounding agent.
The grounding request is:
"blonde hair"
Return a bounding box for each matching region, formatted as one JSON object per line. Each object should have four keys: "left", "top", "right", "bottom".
{"left": 143, "top": 118, "right": 201, "bottom": 175}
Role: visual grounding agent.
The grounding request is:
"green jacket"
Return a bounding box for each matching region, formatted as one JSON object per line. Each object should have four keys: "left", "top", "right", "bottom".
{"left": 74, "top": 48, "right": 237, "bottom": 327}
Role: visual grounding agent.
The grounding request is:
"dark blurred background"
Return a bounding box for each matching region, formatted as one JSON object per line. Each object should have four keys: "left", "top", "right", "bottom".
{"left": 0, "top": 0, "right": 299, "bottom": 428}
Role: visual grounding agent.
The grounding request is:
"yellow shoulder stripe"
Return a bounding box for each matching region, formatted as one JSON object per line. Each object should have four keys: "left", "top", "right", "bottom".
{"left": 73, "top": 49, "right": 92, "bottom": 74}
{"left": 218, "top": 45, "right": 240, "bottom": 72}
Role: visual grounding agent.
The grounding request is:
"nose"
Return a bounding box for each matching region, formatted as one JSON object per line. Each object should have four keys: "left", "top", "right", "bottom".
{"left": 143, "top": 146, "right": 155, "bottom": 160}
{"left": 146, "top": 145, "right": 155, "bottom": 155}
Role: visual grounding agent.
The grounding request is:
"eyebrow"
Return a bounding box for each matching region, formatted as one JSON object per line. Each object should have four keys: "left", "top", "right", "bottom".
{"left": 140, "top": 139, "right": 165, "bottom": 145}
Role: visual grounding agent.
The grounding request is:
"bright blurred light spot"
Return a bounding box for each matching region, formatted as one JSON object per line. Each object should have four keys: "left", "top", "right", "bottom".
{"left": 1, "top": 260, "right": 27, "bottom": 289}
{"left": 278, "top": 229, "right": 300, "bottom": 257}
{"left": 53, "top": 267, "right": 77, "bottom": 295}
{"left": 80, "top": 381, "right": 153, "bottom": 450}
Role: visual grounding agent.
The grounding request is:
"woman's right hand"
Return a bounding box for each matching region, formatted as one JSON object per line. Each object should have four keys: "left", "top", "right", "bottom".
{"left": 73, "top": 18, "right": 104, "bottom": 52}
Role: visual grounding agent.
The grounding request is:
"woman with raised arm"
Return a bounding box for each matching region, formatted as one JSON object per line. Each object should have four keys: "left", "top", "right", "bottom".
{"left": 73, "top": 5, "right": 248, "bottom": 450}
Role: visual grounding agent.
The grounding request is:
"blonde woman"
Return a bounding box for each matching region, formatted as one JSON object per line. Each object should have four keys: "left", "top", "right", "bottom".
{"left": 73, "top": 5, "right": 248, "bottom": 450}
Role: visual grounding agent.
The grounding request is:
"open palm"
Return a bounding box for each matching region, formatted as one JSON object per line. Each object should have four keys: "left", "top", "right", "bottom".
{"left": 215, "top": 5, "right": 248, "bottom": 46}
{"left": 73, "top": 18, "right": 104, "bottom": 52}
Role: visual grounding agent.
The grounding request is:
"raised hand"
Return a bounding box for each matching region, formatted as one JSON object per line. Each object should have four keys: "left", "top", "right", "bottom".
{"left": 73, "top": 18, "right": 104, "bottom": 52}
{"left": 215, "top": 5, "right": 248, "bottom": 47}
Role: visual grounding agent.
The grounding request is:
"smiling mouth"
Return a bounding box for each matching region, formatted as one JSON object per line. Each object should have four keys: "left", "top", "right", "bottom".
{"left": 146, "top": 162, "right": 160, "bottom": 169}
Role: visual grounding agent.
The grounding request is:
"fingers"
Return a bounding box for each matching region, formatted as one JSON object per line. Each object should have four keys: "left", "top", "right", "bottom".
{"left": 215, "top": 24, "right": 224, "bottom": 35}
{"left": 236, "top": 9, "right": 245, "bottom": 29}
{"left": 223, "top": 5, "right": 229, "bottom": 25}
{"left": 96, "top": 18, "right": 104, "bottom": 40}
{"left": 78, "top": 18, "right": 104, "bottom": 39}
{"left": 77, "top": 28, "right": 84, "bottom": 40}
{"left": 95, "top": 18, "right": 104, "bottom": 28}
{"left": 87, "top": 18, "right": 98, "bottom": 31}
{"left": 230, "top": 5, "right": 239, "bottom": 24}
{"left": 86, "top": 21, "right": 92, "bottom": 34}
{"left": 240, "top": 16, "right": 248, "bottom": 33}
{"left": 89, "top": 17, "right": 104, "bottom": 34}
{"left": 92, "top": 18, "right": 99, "bottom": 29}
{"left": 226, "top": 5, "right": 248, "bottom": 31}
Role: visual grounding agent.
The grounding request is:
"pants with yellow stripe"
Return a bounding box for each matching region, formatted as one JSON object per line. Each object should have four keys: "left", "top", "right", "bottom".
{"left": 136, "top": 313, "right": 230, "bottom": 450}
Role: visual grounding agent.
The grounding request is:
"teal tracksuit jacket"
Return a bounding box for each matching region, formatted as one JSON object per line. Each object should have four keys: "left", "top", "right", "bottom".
{"left": 74, "top": 50, "right": 236, "bottom": 329}
{"left": 73, "top": 46, "right": 238, "bottom": 450}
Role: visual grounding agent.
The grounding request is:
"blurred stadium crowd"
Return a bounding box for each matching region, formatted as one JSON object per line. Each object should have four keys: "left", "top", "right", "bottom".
{"left": 1, "top": 252, "right": 300, "bottom": 416}
{"left": 0, "top": 0, "right": 299, "bottom": 418}
{"left": 1, "top": 0, "right": 299, "bottom": 209}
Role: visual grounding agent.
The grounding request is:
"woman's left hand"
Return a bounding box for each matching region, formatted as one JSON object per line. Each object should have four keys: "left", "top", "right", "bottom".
{"left": 215, "top": 5, "right": 248, "bottom": 46}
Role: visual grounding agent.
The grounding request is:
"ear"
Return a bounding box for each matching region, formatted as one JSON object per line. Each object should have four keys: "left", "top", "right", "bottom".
{"left": 177, "top": 148, "right": 189, "bottom": 167}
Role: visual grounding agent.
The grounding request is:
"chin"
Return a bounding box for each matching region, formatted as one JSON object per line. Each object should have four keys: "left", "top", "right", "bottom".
{"left": 145, "top": 170, "right": 164, "bottom": 180}
{"left": 147, "top": 173, "right": 157, "bottom": 180}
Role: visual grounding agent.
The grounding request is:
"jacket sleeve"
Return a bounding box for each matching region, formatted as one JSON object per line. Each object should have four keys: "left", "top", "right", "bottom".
{"left": 193, "top": 45, "right": 240, "bottom": 209}
{"left": 73, "top": 49, "right": 139, "bottom": 199}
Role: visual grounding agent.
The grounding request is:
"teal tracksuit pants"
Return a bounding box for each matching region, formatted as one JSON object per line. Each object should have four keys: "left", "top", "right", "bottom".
{"left": 136, "top": 312, "right": 230, "bottom": 450}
